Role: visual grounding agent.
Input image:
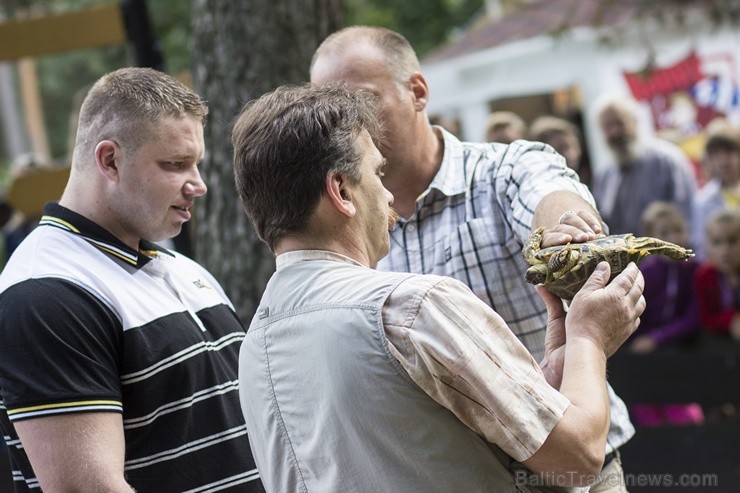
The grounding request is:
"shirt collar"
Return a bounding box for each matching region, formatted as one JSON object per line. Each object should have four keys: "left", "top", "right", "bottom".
{"left": 275, "top": 249, "right": 365, "bottom": 271}
{"left": 38, "top": 202, "right": 172, "bottom": 269}
{"left": 425, "top": 126, "right": 469, "bottom": 198}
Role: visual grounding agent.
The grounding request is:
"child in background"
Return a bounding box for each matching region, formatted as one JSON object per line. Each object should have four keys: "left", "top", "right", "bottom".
{"left": 696, "top": 208, "right": 740, "bottom": 340}
{"left": 691, "top": 122, "right": 740, "bottom": 259}
{"left": 629, "top": 202, "right": 704, "bottom": 426}
{"left": 631, "top": 202, "right": 702, "bottom": 353}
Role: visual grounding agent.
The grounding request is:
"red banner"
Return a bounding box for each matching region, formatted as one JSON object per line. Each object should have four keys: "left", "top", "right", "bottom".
{"left": 624, "top": 52, "right": 703, "bottom": 100}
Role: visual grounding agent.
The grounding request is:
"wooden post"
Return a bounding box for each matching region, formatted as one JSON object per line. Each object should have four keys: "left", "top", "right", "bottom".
{"left": 17, "top": 58, "right": 49, "bottom": 164}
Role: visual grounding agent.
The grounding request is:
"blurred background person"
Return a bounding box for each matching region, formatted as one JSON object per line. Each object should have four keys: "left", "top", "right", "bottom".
{"left": 626, "top": 202, "right": 704, "bottom": 428}
{"left": 485, "top": 110, "right": 526, "bottom": 144}
{"left": 2, "top": 154, "right": 52, "bottom": 261}
{"left": 429, "top": 114, "right": 461, "bottom": 139}
{"left": 630, "top": 202, "right": 701, "bottom": 355}
{"left": 696, "top": 208, "right": 740, "bottom": 341}
{"left": 592, "top": 95, "right": 696, "bottom": 235}
{"left": 530, "top": 115, "right": 591, "bottom": 186}
{"left": 692, "top": 121, "right": 740, "bottom": 259}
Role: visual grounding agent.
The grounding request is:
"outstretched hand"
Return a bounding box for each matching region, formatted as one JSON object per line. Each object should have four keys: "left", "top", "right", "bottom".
{"left": 539, "top": 209, "right": 603, "bottom": 248}
{"left": 567, "top": 261, "right": 646, "bottom": 358}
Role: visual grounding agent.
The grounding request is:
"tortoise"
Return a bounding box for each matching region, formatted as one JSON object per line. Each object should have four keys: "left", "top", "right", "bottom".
{"left": 523, "top": 227, "right": 694, "bottom": 300}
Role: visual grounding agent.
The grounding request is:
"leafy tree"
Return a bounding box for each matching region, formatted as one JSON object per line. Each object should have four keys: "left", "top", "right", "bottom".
{"left": 37, "top": 45, "right": 128, "bottom": 161}
{"left": 0, "top": 0, "right": 495, "bottom": 322}
{"left": 345, "top": 0, "right": 484, "bottom": 57}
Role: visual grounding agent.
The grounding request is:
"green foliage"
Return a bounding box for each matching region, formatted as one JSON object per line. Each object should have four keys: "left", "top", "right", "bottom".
{"left": 37, "top": 45, "right": 128, "bottom": 161}
{"left": 1, "top": 0, "right": 483, "bottom": 161}
{"left": 0, "top": 0, "right": 108, "bottom": 18}
{"left": 345, "top": 0, "right": 484, "bottom": 57}
{"left": 33, "top": 0, "right": 193, "bottom": 160}
{"left": 147, "top": 0, "right": 192, "bottom": 74}
{"left": 0, "top": 155, "right": 10, "bottom": 188}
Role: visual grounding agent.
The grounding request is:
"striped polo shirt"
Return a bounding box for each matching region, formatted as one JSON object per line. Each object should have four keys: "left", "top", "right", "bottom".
{"left": 0, "top": 203, "right": 263, "bottom": 492}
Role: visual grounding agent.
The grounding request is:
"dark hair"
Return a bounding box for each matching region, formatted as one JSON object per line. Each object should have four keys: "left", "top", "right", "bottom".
{"left": 705, "top": 123, "right": 740, "bottom": 156}
{"left": 529, "top": 115, "right": 580, "bottom": 142}
{"left": 232, "top": 83, "right": 381, "bottom": 251}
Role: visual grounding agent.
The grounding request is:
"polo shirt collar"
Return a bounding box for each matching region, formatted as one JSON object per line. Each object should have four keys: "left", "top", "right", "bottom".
{"left": 427, "top": 126, "right": 467, "bottom": 197}
{"left": 38, "top": 202, "right": 172, "bottom": 269}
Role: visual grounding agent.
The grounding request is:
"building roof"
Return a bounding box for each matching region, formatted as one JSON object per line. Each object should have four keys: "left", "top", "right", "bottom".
{"left": 423, "top": 0, "right": 703, "bottom": 63}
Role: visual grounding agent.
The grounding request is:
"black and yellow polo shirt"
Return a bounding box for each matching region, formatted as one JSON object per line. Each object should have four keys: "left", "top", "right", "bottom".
{"left": 0, "top": 203, "right": 262, "bottom": 492}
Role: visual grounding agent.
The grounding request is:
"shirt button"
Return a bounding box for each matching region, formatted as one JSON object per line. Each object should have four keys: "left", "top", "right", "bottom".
{"left": 406, "top": 224, "right": 416, "bottom": 232}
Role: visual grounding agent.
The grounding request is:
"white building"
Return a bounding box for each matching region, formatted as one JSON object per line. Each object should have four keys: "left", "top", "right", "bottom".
{"left": 421, "top": 0, "right": 740, "bottom": 172}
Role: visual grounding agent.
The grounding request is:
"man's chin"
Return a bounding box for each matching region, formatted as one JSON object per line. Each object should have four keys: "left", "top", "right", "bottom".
{"left": 148, "top": 226, "right": 183, "bottom": 245}
{"left": 370, "top": 242, "right": 391, "bottom": 269}
{"left": 609, "top": 140, "right": 642, "bottom": 165}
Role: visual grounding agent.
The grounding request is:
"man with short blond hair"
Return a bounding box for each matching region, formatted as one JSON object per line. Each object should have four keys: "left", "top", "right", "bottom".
{"left": 0, "top": 67, "right": 263, "bottom": 492}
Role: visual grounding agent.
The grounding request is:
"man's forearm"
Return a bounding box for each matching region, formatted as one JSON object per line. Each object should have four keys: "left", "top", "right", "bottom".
{"left": 524, "top": 336, "right": 610, "bottom": 484}
{"left": 559, "top": 336, "right": 610, "bottom": 447}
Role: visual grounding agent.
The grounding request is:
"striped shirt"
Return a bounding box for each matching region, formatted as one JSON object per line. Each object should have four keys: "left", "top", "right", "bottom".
{"left": 377, "top": 128, "right": 635, "bottom": 453}
{"left": 0, "top": 203, "right": 263, "bottom": 492}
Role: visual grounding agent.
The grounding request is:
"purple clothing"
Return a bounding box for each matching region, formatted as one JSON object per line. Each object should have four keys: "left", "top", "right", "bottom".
{"left": 634, "top": 255, "right": 701, "bottom": 346}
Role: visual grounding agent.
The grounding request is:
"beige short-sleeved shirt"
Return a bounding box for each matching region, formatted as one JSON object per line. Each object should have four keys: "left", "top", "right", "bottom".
{"left": 383, "top": 273, "right": 570, "bottom": 462}
{"left": 280, "top": 250, "right": 570, "bottom": 463}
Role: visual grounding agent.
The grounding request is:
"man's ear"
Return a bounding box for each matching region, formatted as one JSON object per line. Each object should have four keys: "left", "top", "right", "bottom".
{"left": 409, "top": 72, "right": 430, "bottom": 112}
{"left": 94, "top": 140, "right": 121, "bottom": 182}
{"left": 325, "top": 171, "right": 356, "bottom": 218}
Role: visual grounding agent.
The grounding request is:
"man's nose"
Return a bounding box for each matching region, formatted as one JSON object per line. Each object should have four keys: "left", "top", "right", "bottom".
{"left": 184, "top": 168, "right": 208, "bottom": 197}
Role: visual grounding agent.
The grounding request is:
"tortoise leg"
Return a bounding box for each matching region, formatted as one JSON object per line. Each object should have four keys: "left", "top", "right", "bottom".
{"left": 547, "top": 246, "right": 579, "bottom": 276}
{"left": 523, "top": 227, "right": 546, "bottom": 265}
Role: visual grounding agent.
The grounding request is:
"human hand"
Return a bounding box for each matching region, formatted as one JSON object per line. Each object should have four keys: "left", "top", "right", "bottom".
{"left": 566, "top": 262, "right": 646, "bottom": 357}
{"left": 630, "top": 335, "right": 657, "bottom": 354}
{"left": 539, "top": 210, "right": 603, "bottom": 248}
{"left": 536, "top": 285, "right": 567, "bottom": 388}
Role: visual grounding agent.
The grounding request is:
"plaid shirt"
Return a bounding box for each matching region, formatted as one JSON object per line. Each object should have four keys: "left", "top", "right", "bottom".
{"left": 378, "top": 128, "right": 634, "bottom": 453}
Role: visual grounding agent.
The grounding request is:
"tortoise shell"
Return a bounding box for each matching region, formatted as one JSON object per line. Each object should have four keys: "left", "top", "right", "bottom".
{"left": 523, "top": 227, "right": 693, "bottom": 300}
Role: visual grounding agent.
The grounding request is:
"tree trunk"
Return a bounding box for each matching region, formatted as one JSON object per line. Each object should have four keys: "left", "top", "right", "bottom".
{"left": 189, "top": 0, "right": 343, "bottom": 322}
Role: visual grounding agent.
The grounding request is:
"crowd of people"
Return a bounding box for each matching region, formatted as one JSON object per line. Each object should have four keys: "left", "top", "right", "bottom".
{"left": 0, "top": 23, "right": 736, "bottom": 493}
{"left": 482, "top": 87, "right": 740, "bottom": 429}
{"left": 481, "top": 94, "right": 740, "bottom": 349}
